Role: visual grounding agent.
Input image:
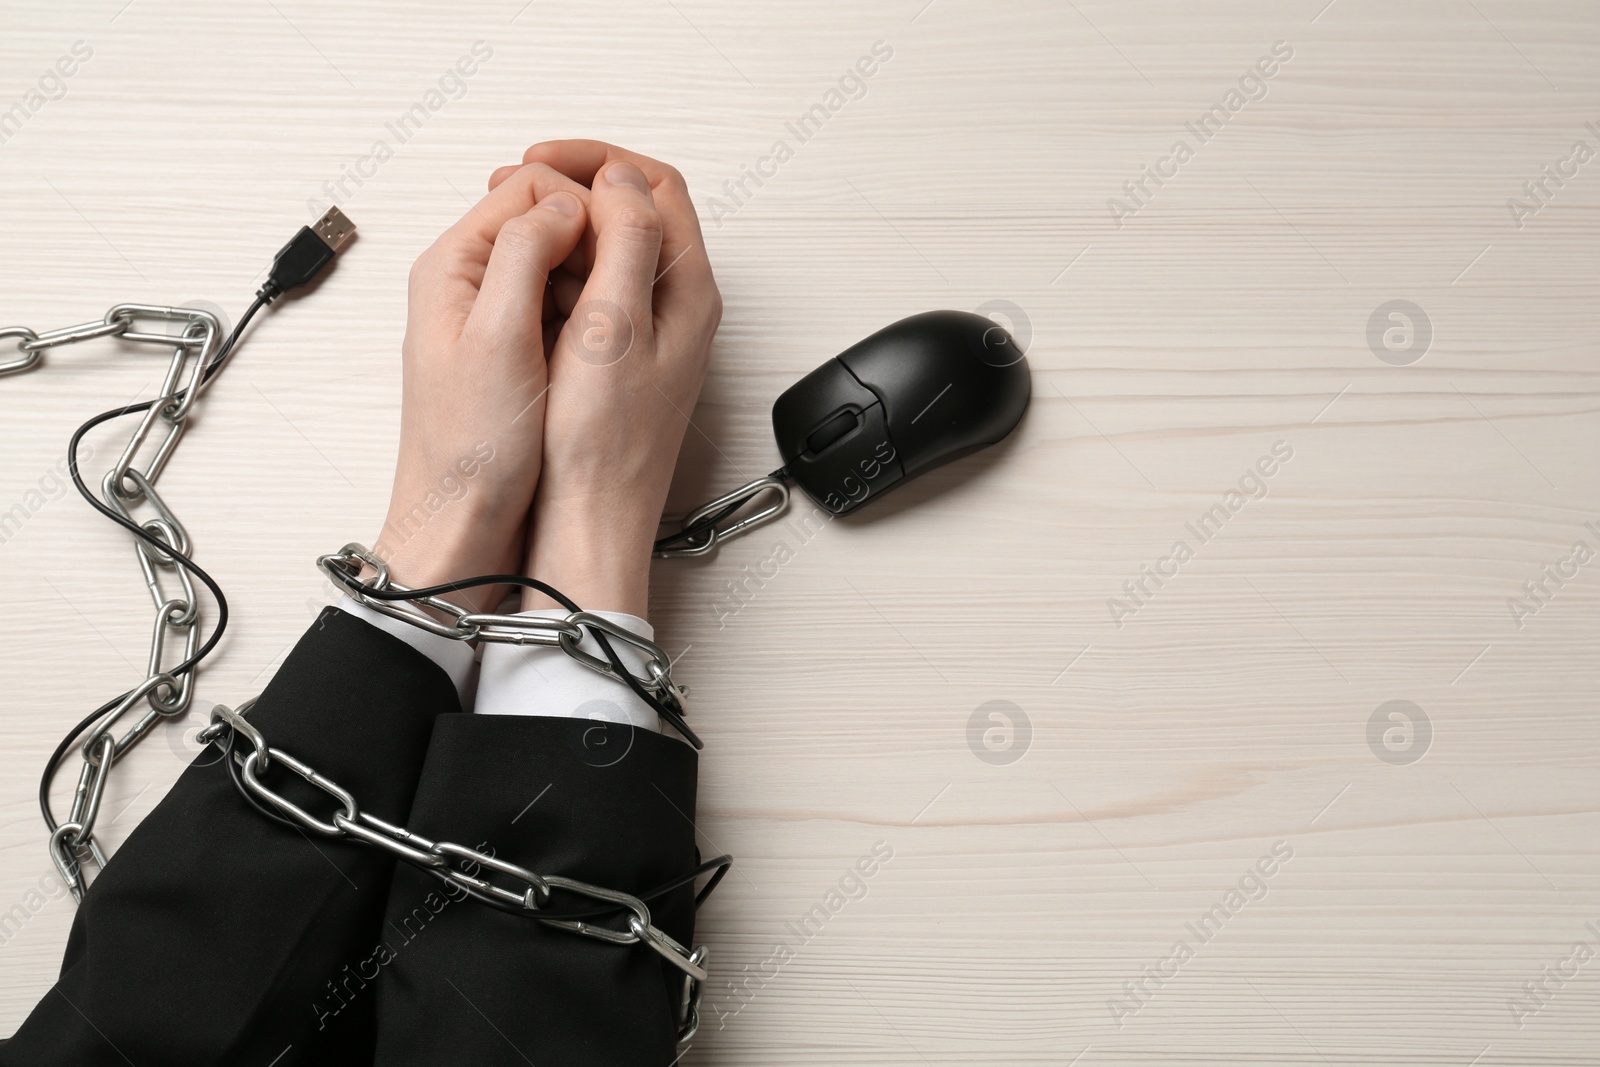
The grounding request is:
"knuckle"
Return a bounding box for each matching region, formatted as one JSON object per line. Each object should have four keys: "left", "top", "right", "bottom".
{"left": 658, "top": 164, "right": 688, "bottom": 195}
{"left": 495, "top": 215, "right": 553, "bottom": 255}
{"left": 408, "top": 248, "right": 439, "bottom": 289}
{"left": 703, "top": 288, "right": 724, "bottom": 331}
{"left": 703, "top": 302, "right": 723, "bottom": 339}
{"left": 516, "top": 161, "right": 565, "bottom": 191}
{"left": 609, "top": 206, "right": 663, "bottom": 242}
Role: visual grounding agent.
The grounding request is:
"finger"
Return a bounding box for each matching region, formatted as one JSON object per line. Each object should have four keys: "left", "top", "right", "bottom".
{"left": 519, "top": 139, "right": 622, "bottom": 186}
{"left": 567, "top": 161, "right": 663, "bottom": 357}
{"left": 521, "top": 141, "right": 714, "bottom": 299}
{"left": 418, "top": 163, "right": 589, "bottom": 291}
{"left": 488, "top": 163, "right": 520, "bottom": 190}
{"left": 562, "top": 229, "right": 596, "bottom": 280}
{"left": 543, "top": 317, "right": 562, "bottom": 362}
{"left": 463, "top": 190, "right": 587, "bottom": 349}
{"left": 540, "top": 266, "right": 587, "bottom": 325}
{"left": 551, "top": 267, "right": 585, "bottom": 319}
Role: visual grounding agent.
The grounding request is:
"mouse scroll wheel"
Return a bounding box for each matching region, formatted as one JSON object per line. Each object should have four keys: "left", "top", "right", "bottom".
{"left": 806, "top": 409, "right": 861, "bottom": 454}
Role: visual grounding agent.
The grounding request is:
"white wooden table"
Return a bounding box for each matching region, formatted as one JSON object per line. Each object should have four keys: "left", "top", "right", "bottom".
{"left": 1, "top": 2, "right": 1596, "bottom": 1063}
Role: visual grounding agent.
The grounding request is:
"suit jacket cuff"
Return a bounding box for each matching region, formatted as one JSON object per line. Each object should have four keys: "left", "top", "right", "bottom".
{"left": 373, "top": 713, "right": 701, "bottom": 1067}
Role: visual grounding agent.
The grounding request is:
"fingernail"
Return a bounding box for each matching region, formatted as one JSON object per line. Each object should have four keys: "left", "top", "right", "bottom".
{"left": 540, "top": 191, "right": 581, "bottom": 217}
{"left": 604, "top": 162, "right": 651, "bottom": 195}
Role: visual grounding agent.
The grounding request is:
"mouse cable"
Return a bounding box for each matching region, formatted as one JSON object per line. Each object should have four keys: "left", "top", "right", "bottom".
{"left": 37, "top": 209, "right": 360, "bottom": 840}
{"left": 652, "top": 468, "right": 793, "bottom": 558}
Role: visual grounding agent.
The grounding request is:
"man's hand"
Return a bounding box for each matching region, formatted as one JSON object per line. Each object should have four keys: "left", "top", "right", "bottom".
{"left": 376, "top": 164, "right": 591, "bottom": 611}
{"left": 489, "top": 141, "right": 722, "bottom": 617}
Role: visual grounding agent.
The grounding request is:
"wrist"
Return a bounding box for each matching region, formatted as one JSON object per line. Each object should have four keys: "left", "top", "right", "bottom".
{"left": 523, "top": 494, "right": 655, "bottom": 617}
{"left": 374, "top": 503, "right": 523, "bottom": 615}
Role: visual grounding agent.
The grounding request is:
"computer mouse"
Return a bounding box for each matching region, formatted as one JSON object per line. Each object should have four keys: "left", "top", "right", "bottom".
{"left": 771, "top": 310, "right": 1030, "bottom": 516}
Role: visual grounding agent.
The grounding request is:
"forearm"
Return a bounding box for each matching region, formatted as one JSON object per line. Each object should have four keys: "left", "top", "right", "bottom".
{"left": 0, "top": 610, "right": 460, "bottom": 1065}
{"left": 372, "top": 713, "right": 699, "bottom": 1066}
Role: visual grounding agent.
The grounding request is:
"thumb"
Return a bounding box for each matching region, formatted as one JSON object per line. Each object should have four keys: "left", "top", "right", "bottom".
{"left": 464, "top": 190, "right": 587, "bottom": 348}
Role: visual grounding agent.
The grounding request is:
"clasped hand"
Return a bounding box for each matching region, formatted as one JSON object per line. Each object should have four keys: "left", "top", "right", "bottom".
{"left": 373, "top": 140, "right": 722, "bottom": 619}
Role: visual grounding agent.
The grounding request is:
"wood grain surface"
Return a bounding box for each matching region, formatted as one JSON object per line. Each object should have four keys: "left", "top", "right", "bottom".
{"left": 1, "top": 1, "right": 1596, "bottom": 1063}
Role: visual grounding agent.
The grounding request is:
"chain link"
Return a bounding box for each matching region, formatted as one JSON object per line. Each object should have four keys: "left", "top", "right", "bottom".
{"left": 653, "top": 473, "right": 790, "bottom": 557}
{"left": 3, "top": 305, "right": 221, "bottom": 899}
{"left": 196, "top": 700, "right": 708, "bottom": 1040}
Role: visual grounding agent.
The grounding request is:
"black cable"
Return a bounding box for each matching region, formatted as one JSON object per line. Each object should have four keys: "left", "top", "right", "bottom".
{"left": 651, "top": 467, "right": 789, "bottom": 554}
{"left": 40, "top": 296, "right": 267, "bottom": 834}
{"left": 692, "top": 852, "right": 730, "bottom": 908}
{"left": 322, "top": 567, "right": 702, "bottom": 749}
{"left": 43, "top": 209, "right": 357, "bottom": 830}
{"left": 652, "top": 498, "right": 743, "bottom": 552}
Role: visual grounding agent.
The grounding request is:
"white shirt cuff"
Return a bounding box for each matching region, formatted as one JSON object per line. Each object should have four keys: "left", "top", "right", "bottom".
{"left": 335, "top": 596, "right": 477, "bottom": 706}
{"left": 475, "top": 609, "right": 664, "bottom": 734}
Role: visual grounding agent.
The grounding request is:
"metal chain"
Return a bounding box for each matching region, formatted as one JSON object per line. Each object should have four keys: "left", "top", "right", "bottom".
{"left": 8, "top": 307, "right": 718, "bottom": 1042}
{"left": 197, "top": 700, "right": 708, "bottom": 1041}
{"left": 320, "top": 542, "right": 693, "bottom": 709}
{"left": 653, "top": 472, "right": 791, "bottom": 558}
{"left": 4, "top": 305, "right": 225, "bottom": 901}
{"left": 314, "top": 542, "right": 715, "bottom": 1039}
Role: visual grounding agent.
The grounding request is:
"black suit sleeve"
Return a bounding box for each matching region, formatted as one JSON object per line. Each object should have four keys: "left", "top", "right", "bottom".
{"left": 371, "top": 714, "right": 701, "bottom": 1067}
{"left": 0, "top": 607, "right": 461, "bottom": 1067}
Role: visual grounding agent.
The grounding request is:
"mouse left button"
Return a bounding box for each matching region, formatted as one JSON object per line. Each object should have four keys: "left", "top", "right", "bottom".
{"left": 772, "top": 358, "right": 904, "bottom": 514}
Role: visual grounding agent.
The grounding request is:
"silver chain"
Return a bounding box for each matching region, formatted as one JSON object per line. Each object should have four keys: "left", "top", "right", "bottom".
{"left": 653, "top": 473, "right": 790, "bottom": 558}
{"left": 4, "top": 305, "right": 226, "bottom": 902}
{"left": 197, "top": 700, "right": 709, "bottom": 1042}
{"left": 319, "top": 541, "right": 694, "bottom": 707}
{"left": 313, "top": 542, "right": 712, "bottom": 1040}
{"left": 6, "top": 310, "right": 715, "bottom": 1042}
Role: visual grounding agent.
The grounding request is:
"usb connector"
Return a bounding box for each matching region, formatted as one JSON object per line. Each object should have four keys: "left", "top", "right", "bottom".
{"left": 311, "top": 206, "right": 356, "bottom": 254}
{"left": 259, "top": 207, "right": 357, "bottom": 302}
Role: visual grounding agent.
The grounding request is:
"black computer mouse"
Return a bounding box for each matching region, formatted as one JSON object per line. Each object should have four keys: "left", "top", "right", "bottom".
{"left": 771, "top": 310, "right": 1030, "bottom": 516}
